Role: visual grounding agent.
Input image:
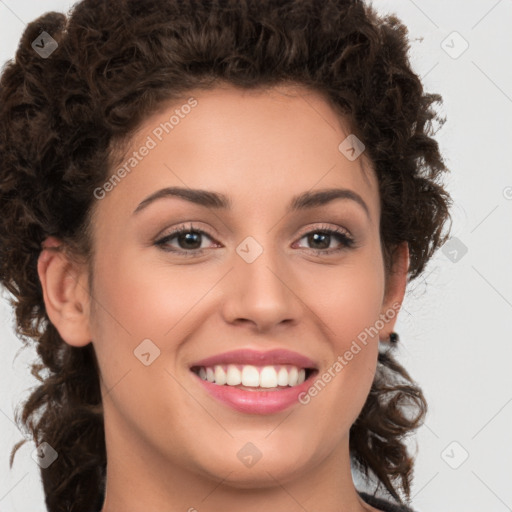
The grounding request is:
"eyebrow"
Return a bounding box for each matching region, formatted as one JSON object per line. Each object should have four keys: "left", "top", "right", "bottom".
{"left": 132, "top": 186, "right": 370, "bottom": 218}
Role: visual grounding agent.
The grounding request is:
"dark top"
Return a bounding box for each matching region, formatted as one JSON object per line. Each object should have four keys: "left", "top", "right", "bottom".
{"left": 359, "top": 491, "right": 417, "bottom": 512}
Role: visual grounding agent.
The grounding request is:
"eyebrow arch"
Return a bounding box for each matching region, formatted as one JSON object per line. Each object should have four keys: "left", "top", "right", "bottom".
{"left": 132, "top": 186, "right": 370, "bottom": 218}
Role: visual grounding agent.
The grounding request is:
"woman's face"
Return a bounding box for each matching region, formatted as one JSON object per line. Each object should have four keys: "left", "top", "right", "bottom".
{"left": 80, "top": 85, "right": 406, "bottom": 496}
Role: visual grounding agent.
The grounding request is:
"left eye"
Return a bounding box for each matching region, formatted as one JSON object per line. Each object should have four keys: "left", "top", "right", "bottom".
{"left": 294, "top": 228, "right": 355, "bottom": 252}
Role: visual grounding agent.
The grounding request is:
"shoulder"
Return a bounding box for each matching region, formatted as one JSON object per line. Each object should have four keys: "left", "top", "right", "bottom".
{"left": 358, "top": 491, "right": 418, "bottom": 512}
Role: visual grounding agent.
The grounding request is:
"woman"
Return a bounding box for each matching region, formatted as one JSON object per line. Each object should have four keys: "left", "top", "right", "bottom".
{"left": 0, "top": 1, "right": 452, "bottom": 511}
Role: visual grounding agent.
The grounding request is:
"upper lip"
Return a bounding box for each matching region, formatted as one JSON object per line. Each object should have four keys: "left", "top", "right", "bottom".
{"left": 190, "top": 349, "right": 318, "bottom": 369}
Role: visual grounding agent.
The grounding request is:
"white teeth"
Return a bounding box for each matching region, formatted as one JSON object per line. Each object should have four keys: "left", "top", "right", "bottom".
{"left": 288, "top": 366, "right": 299, "bottom": 386}
{"left": 260, "top": 366, "right": 278, "bottom": 388}
{"left": 226, "top": 364, "right": 242, "bottom": 386}
{"left": 241, "top": 365, "right": 260, "bottom": 387}
{"left": 214, "top": 366, "right": 226, "bottom": 385}
{"left": 277, "top": 367, "right": 289, "bottom": 386}
{"left": 195, "top": 364, "right": 311, "bottom": 388}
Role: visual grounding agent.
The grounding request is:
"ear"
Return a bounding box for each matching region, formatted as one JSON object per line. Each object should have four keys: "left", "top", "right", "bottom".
{"left": 378, "top": 242, "right": 409, "bottom": 341}
{"left": 37, "top": 236, "right": 92, "bottom": 347}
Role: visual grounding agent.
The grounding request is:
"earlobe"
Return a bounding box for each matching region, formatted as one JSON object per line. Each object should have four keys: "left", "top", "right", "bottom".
{"left": 37, "top": 236, "right": 92, "bottom": 347}
{"left": 380, "top": 242, "right": 409, "bottom": 340}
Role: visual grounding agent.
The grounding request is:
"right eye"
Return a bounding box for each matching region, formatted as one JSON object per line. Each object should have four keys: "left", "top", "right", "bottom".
{"left": 154, "top": 223, "right": 220, "bottom": 256}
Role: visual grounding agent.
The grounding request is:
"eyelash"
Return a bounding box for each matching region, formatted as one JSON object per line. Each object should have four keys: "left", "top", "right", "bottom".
{"left": 154, "top": 223, "right": 356, "bottom": 257}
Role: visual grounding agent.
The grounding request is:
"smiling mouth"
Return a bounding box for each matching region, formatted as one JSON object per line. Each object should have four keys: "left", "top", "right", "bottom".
{"left": 190, "top": 364, "right": 318, "bottom": 390}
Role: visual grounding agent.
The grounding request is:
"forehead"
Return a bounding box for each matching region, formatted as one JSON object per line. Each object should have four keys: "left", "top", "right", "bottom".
{"left": 96, "top": 83, "right": 379, "bottom": 224}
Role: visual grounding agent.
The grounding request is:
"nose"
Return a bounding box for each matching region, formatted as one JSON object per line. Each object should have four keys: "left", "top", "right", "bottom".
{"left": 221, "top": 242, "right": 302, "bottom": 333}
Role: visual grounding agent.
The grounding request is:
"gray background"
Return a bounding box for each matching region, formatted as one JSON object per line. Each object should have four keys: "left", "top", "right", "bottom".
{"left": 1, "top": 1, "right": 511, "bottom": 510}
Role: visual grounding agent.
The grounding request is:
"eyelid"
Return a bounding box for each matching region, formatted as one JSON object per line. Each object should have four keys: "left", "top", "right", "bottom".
{"left": 295, "top": 222, "right": 353, "bottom": 239}
{"left": 155, "top": 220, "right": 218, "bottom": 240}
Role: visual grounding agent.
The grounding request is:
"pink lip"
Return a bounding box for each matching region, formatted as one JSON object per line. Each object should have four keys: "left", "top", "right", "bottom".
{"left": 189, "top": 348, "right": 318, "bottom": 415}
{"left": 191, "top": 371, "right": 317, "bottom": 414}
{"left": 190, "top": 348, "right": 318, "bottom": 369}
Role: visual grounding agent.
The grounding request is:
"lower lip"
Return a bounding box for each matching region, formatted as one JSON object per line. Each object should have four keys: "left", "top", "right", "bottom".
{"left": 191, "top": 371, "right": 316, "bottom": 414}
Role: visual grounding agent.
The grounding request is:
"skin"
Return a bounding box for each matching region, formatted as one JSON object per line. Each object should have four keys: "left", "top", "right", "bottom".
{"left": 37, "top": 84, "right": 409, "bottom": 512}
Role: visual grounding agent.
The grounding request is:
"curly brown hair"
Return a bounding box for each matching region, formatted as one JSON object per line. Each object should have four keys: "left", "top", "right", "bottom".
{"left": 0, "top": 0, "right": 452, "bottom": 511}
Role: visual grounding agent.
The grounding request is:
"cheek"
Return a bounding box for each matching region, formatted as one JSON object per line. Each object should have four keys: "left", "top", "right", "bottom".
{"left": 88, "top": 246, "right": 226, "bottom": 395}
{"left": 304, "top": 248, "right": 384, "bottom": 398}
{"left": 306, "top": 249, "right": 385, "bottom": 338}
{"left": 299, "top": 264, "right": 384, "bottom": 434}
{"left": 90, "top": 247, "right": 204, "bottom": 338}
